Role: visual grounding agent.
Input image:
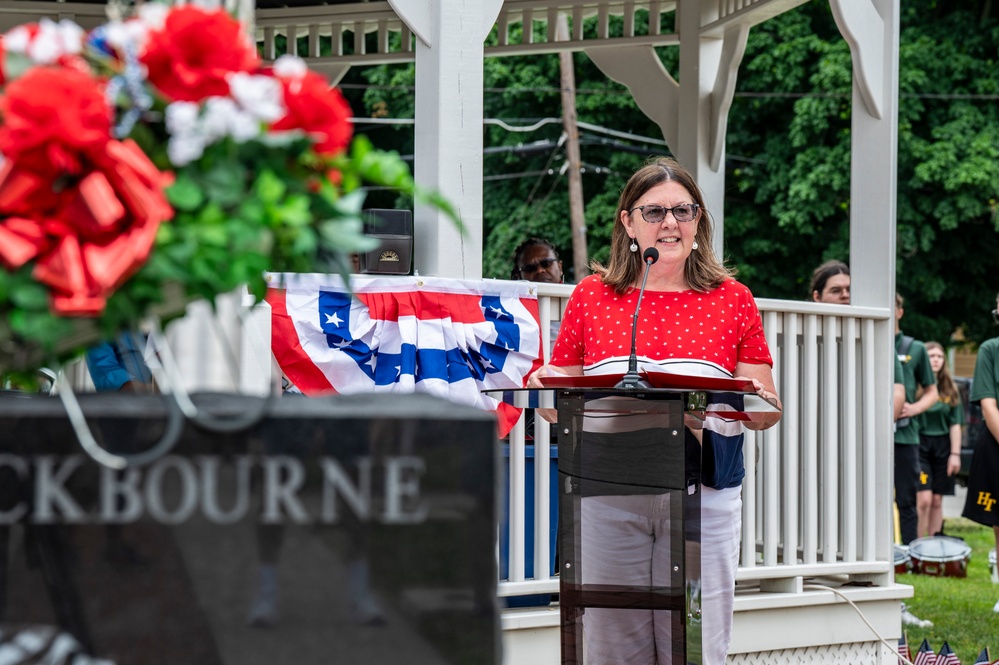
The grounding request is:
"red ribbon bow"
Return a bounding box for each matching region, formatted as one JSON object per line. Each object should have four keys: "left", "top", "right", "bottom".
{"left": 0, "top": 138, "right": 174, "bottom": 316}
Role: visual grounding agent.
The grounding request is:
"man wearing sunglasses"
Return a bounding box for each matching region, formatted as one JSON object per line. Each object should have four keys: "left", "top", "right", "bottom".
{"left": 511, "top": 238, "right": 564, "bottom": 284}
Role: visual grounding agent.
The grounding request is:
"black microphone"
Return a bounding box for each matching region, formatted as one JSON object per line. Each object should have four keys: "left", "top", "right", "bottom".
{"left": 618, "top": 246, "right": 659, "bottom": 389}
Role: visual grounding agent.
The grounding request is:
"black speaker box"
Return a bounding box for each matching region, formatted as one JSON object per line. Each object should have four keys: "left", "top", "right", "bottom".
{"left": 358, "top": 208, "right": 413, "bottom": 275}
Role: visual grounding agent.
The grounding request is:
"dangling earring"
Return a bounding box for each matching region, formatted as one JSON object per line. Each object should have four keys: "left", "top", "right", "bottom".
{"left": 629, "top": 239, "right": 638, "bottom": 253}
{"left": 691, "top": 240, "right": 699, "bottom": 250}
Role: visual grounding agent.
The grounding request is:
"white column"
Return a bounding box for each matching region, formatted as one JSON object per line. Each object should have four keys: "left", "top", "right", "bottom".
{"left": 832, "top": 0, "right": 900, "bottom": 577}
{"left": 832, "top": 0, "right": 899, "bottom": 310}
{"left": 677, "top": 2, "right": 725, "bottom": 257}
{"left": 390, "top": 0, "right": 503, "bottom": 279}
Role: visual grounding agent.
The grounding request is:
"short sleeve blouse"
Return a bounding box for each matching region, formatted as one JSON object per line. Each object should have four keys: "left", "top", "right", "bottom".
{"left": 551, "top": 275, "right": 772, "bottom": 375}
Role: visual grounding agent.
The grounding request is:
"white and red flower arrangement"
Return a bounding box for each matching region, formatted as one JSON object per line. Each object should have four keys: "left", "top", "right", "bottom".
{"left": 0, "top": 4, "right": 446, "bottom": 373}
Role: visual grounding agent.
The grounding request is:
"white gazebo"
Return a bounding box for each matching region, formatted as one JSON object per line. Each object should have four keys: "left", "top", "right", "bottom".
{"left": 3, "top": 1, "right": 906, "bottom": 663}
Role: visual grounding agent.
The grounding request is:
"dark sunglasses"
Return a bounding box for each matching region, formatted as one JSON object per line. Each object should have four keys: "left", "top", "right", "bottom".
{"left": 629, "top": 203, "right": 700, "bottom": 224}
{"left": 519, "top": 257, "right": 558, "bottom": 275}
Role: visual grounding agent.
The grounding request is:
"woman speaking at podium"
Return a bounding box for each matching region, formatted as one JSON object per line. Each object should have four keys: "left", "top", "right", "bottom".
{"left": 528, "top": 157, "right": 781, "bottom": 665}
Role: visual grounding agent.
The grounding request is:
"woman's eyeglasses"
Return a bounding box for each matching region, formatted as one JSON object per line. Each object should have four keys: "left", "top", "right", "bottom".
{"left": 629, "top": 203, "right": 700, "bottom": 224}
{"left": 519, "top": 257, "right": 558, "bottom": 275}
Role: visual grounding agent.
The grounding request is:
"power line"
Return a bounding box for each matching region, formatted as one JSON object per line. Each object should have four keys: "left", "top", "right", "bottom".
{"left": 484, "top": 170, "right": 553, "bottom": 182}
{"left": 352, "top": 116, "right": 566, "bottom": 133}
{"left": 351, "top": 116, "right": 668, "bottom": 146}
{"left": 509, "top": 134, "right": 566, "bottom": 230}
{"left": 484, "top": 139, "right": 560, "bottom": 156}
{"left": 579, "top": 135, "right": 667, "bottom": 156}
{"left": 531, "top": 163, "right": 567, "bottom": 219}
{"left": 577, "top": 121, "right": 666, "bottom": 146}
{"left": 351, "top": 117, "right": 763, "bottom": 172}
{"left": 340, "top": 82, "right": 999, "bottom": 101}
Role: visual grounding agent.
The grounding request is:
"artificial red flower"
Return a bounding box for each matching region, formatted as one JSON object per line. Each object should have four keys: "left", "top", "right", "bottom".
{"left": 140, "top": 5, "right": 258, "bottom": 103}
{"left": 0, "top": 66, "right": 110, "bottom": 180}
{"left": 271, "top": 70, "right": 353, "bottom": 156}
{"left": 0, "top": 38, "right": 6, "bottom": 85}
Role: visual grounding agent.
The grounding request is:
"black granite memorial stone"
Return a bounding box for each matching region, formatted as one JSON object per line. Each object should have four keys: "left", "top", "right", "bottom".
{"left": 0, "top": 392, "right": 499, "bottom": 665}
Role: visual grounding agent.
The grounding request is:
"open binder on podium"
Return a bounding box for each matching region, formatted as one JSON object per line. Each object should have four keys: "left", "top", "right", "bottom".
{"left": 486, "top": 373, "right": 779, "bottom": 665}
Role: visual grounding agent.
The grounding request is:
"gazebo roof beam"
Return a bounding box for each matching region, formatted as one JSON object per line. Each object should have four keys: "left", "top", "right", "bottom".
{"left": 700, "top": 0, "right": 811, "bottom": 38}
{"left": 0, "top": 1, "right": 107, "bottom": 31}
{"left": 257, "top": 0, "right": 682, "bottom": 65}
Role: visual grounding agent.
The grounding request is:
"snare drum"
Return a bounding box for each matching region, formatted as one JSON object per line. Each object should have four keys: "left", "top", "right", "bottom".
{"left": 909, "top": 536, "right": 972, "bottom": 578}
{"left": 893, "top": 544, "right": 911, "bottom": 575}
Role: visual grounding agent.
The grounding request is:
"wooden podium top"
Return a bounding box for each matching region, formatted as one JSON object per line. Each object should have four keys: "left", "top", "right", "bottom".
{"left": 483, "top": 372, "right": 781, "bottom": 421}
{"left": 538, "top": 371, "right": 757, "bottom": 394}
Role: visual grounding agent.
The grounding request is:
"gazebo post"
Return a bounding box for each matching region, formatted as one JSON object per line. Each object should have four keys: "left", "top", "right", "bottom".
{"left": 832, "top": 0, "right": 901, "bottom": 571}
{"left": 389, "top": 0, "right": 503, "bottom": 279}
{"left": 677, "top": 2, "right": 725, "bottom": 257}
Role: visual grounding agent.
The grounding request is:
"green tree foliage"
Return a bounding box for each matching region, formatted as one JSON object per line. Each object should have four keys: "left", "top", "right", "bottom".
{"left": 351, "top": 3, "right": 999, "bottom": 345}
{"left": 894, "top": 3, "right": 999, "bottom": 345}
{"left": 725, "top": 4, "right": 854, "bottom": 299}
{"left": 729, "top": 1, "right": 999, "bottom": 346}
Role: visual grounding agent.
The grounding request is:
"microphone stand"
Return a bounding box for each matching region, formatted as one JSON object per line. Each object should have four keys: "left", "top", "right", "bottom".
{"left": 617, "top": 247, "right": 658, "bottom": 389}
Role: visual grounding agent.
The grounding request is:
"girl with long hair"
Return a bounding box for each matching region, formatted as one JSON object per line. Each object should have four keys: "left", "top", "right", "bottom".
{"left": 915, "top": 341, "right": 964, "bottom": 538}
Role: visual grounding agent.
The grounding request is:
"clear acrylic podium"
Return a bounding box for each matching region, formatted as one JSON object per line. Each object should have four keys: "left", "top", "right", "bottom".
{"left": 492, "top": 372, "right": 779, "bottom": 665}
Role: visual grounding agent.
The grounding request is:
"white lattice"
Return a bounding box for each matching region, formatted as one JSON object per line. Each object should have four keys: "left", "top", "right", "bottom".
{"left": 729, "top": 641, "right": 892, "bottom": 665}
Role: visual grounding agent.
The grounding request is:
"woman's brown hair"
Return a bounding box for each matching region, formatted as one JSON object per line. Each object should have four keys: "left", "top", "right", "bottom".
{"left": 591, "top": 157, "right": 734, "bottom": 294}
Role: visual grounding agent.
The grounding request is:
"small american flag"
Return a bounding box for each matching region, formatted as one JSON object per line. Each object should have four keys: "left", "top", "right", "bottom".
{"left": 973, "top": 647, "right": 991, "bottom": 664}
{"left": 937, "top": 641, "right": 961, "bottom": 665}
{"left": 913, "top": 639, "right": 937, "bottom": 665}
{"left": 898, "top": 632, "right": 911, "bottom": 664}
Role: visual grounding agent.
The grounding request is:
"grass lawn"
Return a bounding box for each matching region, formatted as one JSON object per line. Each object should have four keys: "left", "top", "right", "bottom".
{"left": 900, "top": 517, "right": 998, "bottom": 663}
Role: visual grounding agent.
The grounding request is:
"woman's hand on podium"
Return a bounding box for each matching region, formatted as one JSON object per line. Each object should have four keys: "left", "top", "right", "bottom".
{"left": 735, "top": 367, "right": 782, "bottom": 431}
{"left": 527, "top": 364, "right": 579, "bottom": 424}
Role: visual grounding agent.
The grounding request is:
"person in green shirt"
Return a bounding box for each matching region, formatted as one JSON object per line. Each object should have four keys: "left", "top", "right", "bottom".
{"left": 894, "top": 293, "right": 938, "bottom": 545}
{"left": 915, "top": 341, "right": 964, "bottom": 539}
{"left": 962, "top": 290, "right": 999, "bottom": 613}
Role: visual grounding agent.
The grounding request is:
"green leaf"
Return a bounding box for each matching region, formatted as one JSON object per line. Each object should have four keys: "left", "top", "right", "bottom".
{"left": 201, "top": 161, "right": 247, "bottom": 208}
{"left": 195, "top": 201, "right": 226, "bottom": 226}
{"left": 166, "top": 174, "right": 205, "bottom": 211}
{"left": 3, "top": 53, "right": 33, "bottom": 81}
{"left": 275, "top": 194, "right": 312, "bottom": 227}
{"left": 291, "top": 227, "right": 318, "bottom": 255}
{"left": 331, "top": 189, "right": 366, "bottom": 218}
{"left": 197, "top": 224, "right": 230, "bottom": 247}
{"left": 254, "top": 170, "right": 287, "bottom": 205}
{"left": 10, "top": 281, "right": 49, "bottom": 311}
{"left": 238, "top": 197, "right": 267, "bottom": 226}
{"left": 319, "top": 218, "right": 381, "bottom": 252}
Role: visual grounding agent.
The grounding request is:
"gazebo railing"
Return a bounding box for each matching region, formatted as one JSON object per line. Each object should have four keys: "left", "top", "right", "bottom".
{"left": 499, "top": 285, "right": 895, "bottom": 604}
{"left": 254, "top": 0, "right": 682, "bottom": 69}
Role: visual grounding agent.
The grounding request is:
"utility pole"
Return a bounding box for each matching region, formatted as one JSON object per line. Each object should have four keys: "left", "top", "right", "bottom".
{"left": 557, "top": 13, "right": 589, "bottom": 281}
